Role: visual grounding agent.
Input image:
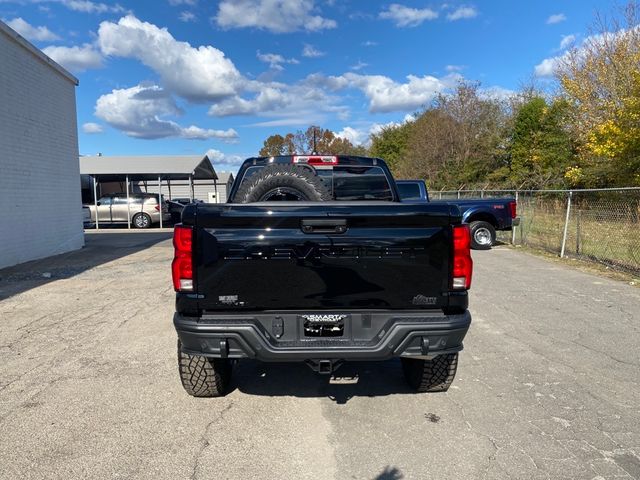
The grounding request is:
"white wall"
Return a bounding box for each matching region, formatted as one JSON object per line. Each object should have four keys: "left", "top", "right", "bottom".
{"left": 0, "top": 29, "right": 83, "bottom": 269}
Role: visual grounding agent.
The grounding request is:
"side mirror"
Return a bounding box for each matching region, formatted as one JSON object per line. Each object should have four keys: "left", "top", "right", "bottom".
{"left": 96, "top": 201, "right": 101, "bottom": 206}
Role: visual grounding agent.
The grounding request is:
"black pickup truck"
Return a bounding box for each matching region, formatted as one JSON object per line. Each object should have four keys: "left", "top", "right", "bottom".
{"left": 172, "top": 155, "right": 472, "bottom": 397}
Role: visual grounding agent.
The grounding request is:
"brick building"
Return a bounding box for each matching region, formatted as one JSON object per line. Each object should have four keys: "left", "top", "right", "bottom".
{"left": 0, "top": 20, "right": 83, "bottom": 269}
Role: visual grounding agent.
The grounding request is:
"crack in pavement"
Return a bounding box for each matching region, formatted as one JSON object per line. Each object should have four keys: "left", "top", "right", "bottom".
{"left": 190, "top": 402, "right": 234, "bottom": 480}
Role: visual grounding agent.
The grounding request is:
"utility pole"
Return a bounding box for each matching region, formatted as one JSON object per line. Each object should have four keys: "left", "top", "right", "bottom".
{"left": 311, "top": 127, "right": 318, "bottom": 154}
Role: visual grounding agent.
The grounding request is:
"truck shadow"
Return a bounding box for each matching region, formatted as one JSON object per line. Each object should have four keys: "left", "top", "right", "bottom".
{"left": 0, "top": 231, "right": 171, "bottom": 301}
{"left": 230, "top": 358, "right": 415, "bottom": 404}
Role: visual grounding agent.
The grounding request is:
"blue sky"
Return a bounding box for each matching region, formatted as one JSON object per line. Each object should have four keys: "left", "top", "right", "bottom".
{"left": 1, "top": 0, "right": 612, "bottom": 173}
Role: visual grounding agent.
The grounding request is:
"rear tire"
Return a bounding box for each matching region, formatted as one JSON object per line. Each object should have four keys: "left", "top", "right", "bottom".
{"left": 469, "top": 221, "right": 496, "bottom": 250}
{"left": 132, "top": 212, "right": 151, "bottom": 229}
{"left": 234, "top": 164, "right": 331, "bottom": 203}
{"left": 401, "top": 353, "right": 458, "bottom": 392}
{"left": 177, "top": 340, "right": 231, "bottom": 397}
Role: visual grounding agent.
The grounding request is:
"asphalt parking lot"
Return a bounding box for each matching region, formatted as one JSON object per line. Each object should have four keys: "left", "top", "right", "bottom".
{"left": 1, "top": 232, "right": 639, "bottom": 480}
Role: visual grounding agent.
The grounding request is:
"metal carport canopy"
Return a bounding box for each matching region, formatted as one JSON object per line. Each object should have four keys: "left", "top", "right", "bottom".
{"left": 79, "top": 154, "right": 218, "bottom": 229}
{"left": 79, "top": 154, "right": 218, "bottom": 181}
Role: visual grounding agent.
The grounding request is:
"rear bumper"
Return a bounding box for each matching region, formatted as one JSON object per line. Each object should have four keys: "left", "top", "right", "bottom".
{"left": 174, "top": 310, "right": 471, "bottom": 362}
{"left": 150, "top": 212, "right": 171, "bottom": 223}
{"left": 496, "top": 217, "right": 519, "bottom": 231}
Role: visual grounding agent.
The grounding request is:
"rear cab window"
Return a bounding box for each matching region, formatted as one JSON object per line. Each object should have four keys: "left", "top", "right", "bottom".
{"left": 319, "top": 166, "right": 393, "bottom": 201}
{"left": 397, "top": 182, "right": 422, "bottom": 201}
{"left": 232, "top": 157, "right": 396, "bottom": 202}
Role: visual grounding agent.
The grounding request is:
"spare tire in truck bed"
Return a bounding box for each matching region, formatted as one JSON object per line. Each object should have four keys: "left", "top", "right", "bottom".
{"left": 234, "top": 164, "right": 331, "bottom": 203}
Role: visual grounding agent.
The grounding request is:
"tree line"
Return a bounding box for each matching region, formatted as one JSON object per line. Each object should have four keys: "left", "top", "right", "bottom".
{"left": 259, "top": 3, "right": 640, "bottom": 189}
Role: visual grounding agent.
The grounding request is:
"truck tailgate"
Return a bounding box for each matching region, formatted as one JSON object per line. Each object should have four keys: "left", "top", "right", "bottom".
{"left": 192, "top": 202, "right": 458, "bottom": 311}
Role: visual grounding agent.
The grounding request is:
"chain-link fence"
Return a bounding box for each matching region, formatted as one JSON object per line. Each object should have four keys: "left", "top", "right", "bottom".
{"left": 435, "top": 188, "right": 640, "bottom": 276}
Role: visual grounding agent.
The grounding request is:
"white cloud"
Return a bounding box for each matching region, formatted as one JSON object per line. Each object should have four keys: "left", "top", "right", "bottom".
{"left": 534, "top": 57, "right": 557, "bottom": 77}
{"left": 256, "top": 51, "right": 299, "bottom": 70}
{"left": 534, "top": 28, "right": 633, "bottom": 77}
{"left": 93, "top": 15, "right": 336, "bottom": 129}
{"left": 95, "top": 84, "right": 181, "bottom": 139}
{"left": 5, "top": 17, "right": 59, "bottom": 41}
{"left": 98, "top": 15, "right": 243, "bottom": 102}
{"left": 181, "top": 125, "right": 238, "bottom": 140}
{"left": 205, "top": 148, "right": 244, "bottom": 166}
{"left": 445, "top": 64, "right": 465, "bottom": 72}
{"left": 559, "top": 34, "right": 576, "bottom": 50}
{"left": 50, "top": 13, "right": 507, "bottom": 140}
{"left": 226, "top": 68, "right": 458, "bottom": 125}
{"left": 328, "top": 72, "right": 456, "bottom": 113}
{"left": 350, "top": 61, "right": 368, "bottom": 71}
{"left": 60, "top": 0, "right": 126, "bottom": 14}
{"left": 82, "top": 122, "right": 103, "bottom": 134}
{"left": 94, "top": 83, "right": 239, "bottom": 140}
{"left": 0, "top": 0, "right": 124, "bottom": 13}
{"left": 379, "top": 4, "right": 438, "bottom": 27}
{"left": 42, "top": 44, "right": 103, "bottom": 72}
{"left": 536, "top": 31, "right": 594, "bottom": 77}
{"left": 337, "top": 115, "right": 417, "bottom": 146}
{"left": 361, "top": 40, "right": 378, "bottom": 47}
{"left": 249, "top": 117, "right": 322, "bottom": 127}
{"left": 369, "top": 120, "right": 402, "bottom": 136}
{"left": 214, "top": 0, "right": 336, "bottom": 33}
{"left": 302, "top": 43, "right": 325, "bottom": 58}
{"left": 546, "top": 13, "right": 566, "bottom": 25}
{"left": 169, "top": 0, "right": 196, "bottom": 5}
{"left": 209, "top": 82, "right": 340, "bottom": 118}
{"left": 479, "top": 85, "right": 516, "bottom": 100}
{"left": 446, "top": 6, "right": 478, "bottom": 21}
{"left": 257, "top": 52, "right": 284, "bottom": 68}
{"left": 349, "top": 61, "right": 369, "bottom": 72}
{"left": 534, "top": 33, "right": 593, "bottom": 77}
{"left": 208, "top": 77, "right": 349, "bottom": 129}
{"left": 187, "top": 127, "right": 238, "bottom": 141}
{"left": 335, "top": 126, "right": 365, "bottom": 145}
{"left": 306, "top": 71, "right": 466, "bottom": 113}
{"left": 179, "top": 11, "right": 196, "bottom": 22}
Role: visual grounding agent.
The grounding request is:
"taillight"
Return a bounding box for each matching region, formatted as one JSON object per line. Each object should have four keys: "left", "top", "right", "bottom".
{"left": 452, "top": 225, "right": 472, "bottom": 290}
{"left": 292, "top": 155, "right": 338, "bottom": 166}
{"left": 154, "top": 205, "right": 160, "bottom": 211}
{"left": 172, "top": 225, "right": 193, "bottom": 291}
{"left": 509, "top": 201, "right": 517, "bottom": 219}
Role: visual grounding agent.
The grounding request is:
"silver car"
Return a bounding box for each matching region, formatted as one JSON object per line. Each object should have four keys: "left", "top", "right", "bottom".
{"left": 82, "top": 205, "right": 94, "bottom": 228}
{"left": 86, "top": 193, "right": 171, "bottom": 228}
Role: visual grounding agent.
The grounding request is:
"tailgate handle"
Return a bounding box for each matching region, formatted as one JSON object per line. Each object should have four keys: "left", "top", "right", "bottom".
{"left": 301, "top": 219, "right": 347, "bottom": 234}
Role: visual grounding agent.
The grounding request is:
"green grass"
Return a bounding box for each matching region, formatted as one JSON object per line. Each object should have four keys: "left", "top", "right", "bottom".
{"left": 506, "top": 198, "right": 640, "bottom": 275}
